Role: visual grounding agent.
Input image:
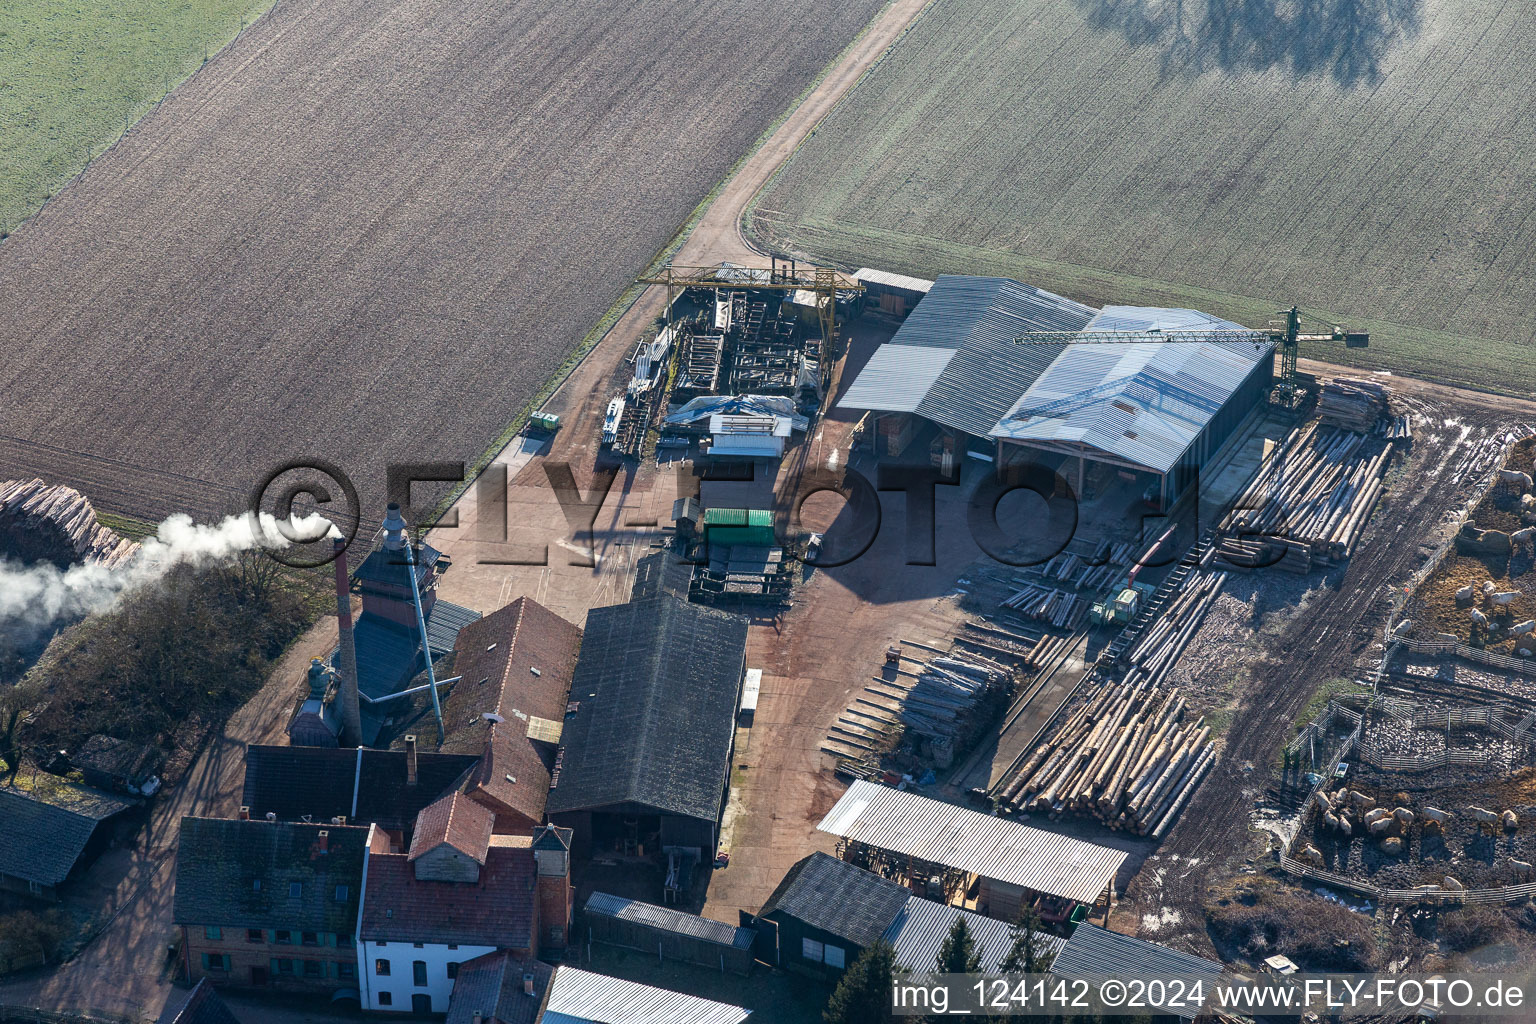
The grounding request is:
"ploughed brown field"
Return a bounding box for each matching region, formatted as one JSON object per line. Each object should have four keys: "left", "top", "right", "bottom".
{"left": 0, "top": 0, "right": 883, "bottom": 522}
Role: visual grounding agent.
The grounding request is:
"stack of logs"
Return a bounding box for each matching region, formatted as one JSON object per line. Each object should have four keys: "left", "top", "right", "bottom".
{"left": 890, "top": 656, "right": 1014, "bottom": 749}
{"left": 1318, "top": 377, "right": 1393, "bottom": 432}
{"left": 1215, "top": 536, "right": 1312, "bottom": 574}
{"left": 1001, "top": 581, "right": 1088, "bottom": 629}
{"left": 957, "top": 621, "right": 1068, "bottom": 671}
{"left": 0, "top": 478, "right": 139, "bottom": 568}
{"left": 1223, "top": 425, "right": 1393, "bottom": 560}
{"left": 997, "top": 682, "right": 1214, "bottom": 837}
{"left": 1119, "top": 571, "right": 1227, "bottom": 691}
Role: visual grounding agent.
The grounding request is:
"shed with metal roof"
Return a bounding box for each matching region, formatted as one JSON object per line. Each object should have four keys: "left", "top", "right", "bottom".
{"left": 583, "top": 892, "right": 754, "bottom": 975}
{"left": 1053, "top": 922, "right": 1224, "bottom": 1019}
{"left": 816, "top": 781, "right": 1127, "bottom": 921}
{"left": 541, "top": 966, "right": 750, "bottom": 1024}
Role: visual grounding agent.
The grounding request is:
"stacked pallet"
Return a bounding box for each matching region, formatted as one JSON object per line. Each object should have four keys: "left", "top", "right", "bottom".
{"left": 1318, "top": 377, "right": 1392, "bottom": 432}
{"left": 1223, "top": 425, "right": 1393, "bottom": 559}
{"left": 0, "top": 478, "right": 140, "bottom": 568}
{"left": 1119, "top": 571, "right": 1227, "bottom": 690}
{"left": 996, "top": 682, "right": 1214, "bottom": 835}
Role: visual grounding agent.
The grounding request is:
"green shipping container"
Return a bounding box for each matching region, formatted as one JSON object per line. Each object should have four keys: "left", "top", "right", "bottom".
{"left": 703, "top": 508, "right": 776, "bottom": 548}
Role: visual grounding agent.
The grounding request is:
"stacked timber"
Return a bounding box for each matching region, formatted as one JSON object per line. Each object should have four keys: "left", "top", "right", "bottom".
{"left": 0, "top": 478, "right": 140, "bottom": 568}
{"left": 960, "top": 621, "right": 1067, "bottom": 671}
{"left": 877, "top": 655, "right": 1013, "bottom": 755}
{"left": 1223, "top": 425, "right": 1392, "bottom": 559}
{"left": 996, "top": 683, "right": 1214, "bottom": 835}
{"left": 1119, "top": 570, "right": 1227, "bottom": 691}
{"left": 1001, "top": 581, "right": 1088, "bottom": 629}
{"left": 1214, "top": 536, "right": 1311, "bottom": 574}
{"left": 1318, "top": 378, "right": 1392, "bottom": 432}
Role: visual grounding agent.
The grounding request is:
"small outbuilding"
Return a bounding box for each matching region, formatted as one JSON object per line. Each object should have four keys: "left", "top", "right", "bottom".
{"left": 582, "top": 892, "right": 754, "bottom": 975}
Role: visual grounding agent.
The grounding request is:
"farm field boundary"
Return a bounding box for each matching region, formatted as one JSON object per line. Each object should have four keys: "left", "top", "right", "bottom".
{"left": 747, "top": 0, "right": 1536, "bottom": 395}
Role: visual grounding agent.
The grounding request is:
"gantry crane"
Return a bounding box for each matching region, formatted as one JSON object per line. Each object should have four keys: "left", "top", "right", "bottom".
{"left": 1012, "top": 306, "right": 1368, "bottom": 405}
{"left": 637, "top": 257, "right": 864, "bottom": 396}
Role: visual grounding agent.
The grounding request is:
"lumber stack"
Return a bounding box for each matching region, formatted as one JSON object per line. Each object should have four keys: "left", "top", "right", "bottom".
{"left": 1318, "top": 377, "right": 1392, "bottom": 432}
{"left": 878, "top": 655, "right": 1013, "bottom": 750}
{"left": 959, "top": 621, "right": 1067, "bottom": 671}
{"left": 0, "top": 478, "right": 140, "bottom": 569}
{"left": 1223, "top": 424, "right": 1393, "bottom": 559}
{"left": 1000, "top": 581, "right": 1089, "bottom": 630}
{"left": 996, "top": 682, "right": 1214, "bottom": 835}
{"left": 1118, "top": 570, "right": 1227, "bottom": 690}
{"left": 1214, "top": 536, "right": 1311, "bottom": 574}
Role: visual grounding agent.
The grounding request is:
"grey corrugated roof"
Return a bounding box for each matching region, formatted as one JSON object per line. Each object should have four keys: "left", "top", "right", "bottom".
{"left": 543, "top": 966, "right": 749, "bottom": 1024}
{"left": 1053, "top": 922, "right": 1224, "bottom": 977}
{"left": 757, "top": 852, "right": 910, "bottom": 947}
{"left": 839, "top": 345, "right": 956, "bottom": 412}
{"left": 585, "top": 892, "right": 753, "bottom": 949}
{"left": 546, "top": 596, "right": 747, "bottom": 823}
{"left": 991, "top": 339, "right": 1271, "bottom": 473}
{"left": 1084, "top": 306, "right": 1247, "bottom": 332}
{"left": 156, "top": 978, "right": 242, "bottom": 1024}
{"left": 884, "top": 895, "right": 1065, "bottom": 973}
{"left": 817, "top": 781, "right": 1126, "bottom": 904}
{"left": 854, "top": 268, "right": 934, "bottom": 293}
{"left": 839, "top": 275, "right": 1095, "bottom": 436}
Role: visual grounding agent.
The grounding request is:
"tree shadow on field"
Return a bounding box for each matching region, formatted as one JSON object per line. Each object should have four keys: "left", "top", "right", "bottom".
{"left": 1075, "top": 0, "right": 1422, "bottom": 86}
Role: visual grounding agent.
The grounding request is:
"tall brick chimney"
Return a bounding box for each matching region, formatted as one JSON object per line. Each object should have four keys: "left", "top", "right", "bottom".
{"left": 334, "top": 537, "right": 362, "bottom": 746}
{"left": 531, "top": 825, "right": 572, "bottom": 954}
{"left": 404, "top": 734, "right": 418, "bottom": 787}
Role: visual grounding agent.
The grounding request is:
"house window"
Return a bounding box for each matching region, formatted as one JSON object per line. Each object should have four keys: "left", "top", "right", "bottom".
{"left": 338, "top": 962, "right": 356, "bottom": 980}
{"left": 446, "top": 962, "right": 459, "bottom": 980}
{"left": 274, "top": 930, "right": 292, "bottom": 945}
{"left": 303, "top": 960, "right": 324, "bottom": 978}
{"left": 277, "top": 959, "right": 295, "bottom": 975}
{"left": 446, "top": 943, "right": 458, "bottom": 950}
{"left": 336, "top": 933, "right": 354, "bottom": 949}
{"left": 549, "top": 926, "right": 564, "bottom": 944}
{"left": 335, "top": 884, "right": 349, "bottom": 902}
{"left": 288, "top": 882, "right": 302, "bottom": 898}
{"left": 378, "top": 992, "right": 393, "bottom": 1007}
{"left": 27, "top": 881, "right": 43, "bottom": 897}
{"left": 413, "top": 961, "right": 428, "bottom": 986}
{"left": 201, "top": 954, "right": 230, "bottom": 972}
{"left": 802, "top": 938, "right": 824, "bottom": 963}
{"left": 412, "top": 942, "right": 424, "bottom": 949}
{"left": 824, "top": 943, "right": 847, "bottom": 969}
{"left": 203, "top": 926, "right": 221, "bottom": 941}
{"left": 246, "top": 929, "right": 263, "bottom": 944}
{"left": 375, "top": 959, "right": 391, "bottom": 976}
{"left": 301, "top": 931, "right": 319, "bottom": 947}
{"left": 251, "top": 879, "right": 261, "bottom": 891}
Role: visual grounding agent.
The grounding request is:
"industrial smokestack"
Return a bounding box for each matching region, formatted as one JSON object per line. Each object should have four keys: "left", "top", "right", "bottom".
{"left": 405, "top": 734, "right": 418, "bottom": 787}
{"left": 334, "top": 537, "right": 363, "bottom": 747}
{"left": 382, "top": 502, "right": 407, "bottom": 551}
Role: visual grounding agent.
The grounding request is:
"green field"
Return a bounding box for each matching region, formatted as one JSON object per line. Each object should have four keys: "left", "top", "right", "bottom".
{"left": 750, "top": 0, "right": 1536, "bottom": 394}
{"left": 0, "top": 0, "right": 275, "bottom": 234}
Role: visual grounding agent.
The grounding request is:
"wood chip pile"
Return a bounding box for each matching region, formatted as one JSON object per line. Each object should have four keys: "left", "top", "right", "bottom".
{"left": 0, "top": 478, "right": 140, "bottom": 568}
{"left": 996, "top": 682, "right": 1214, "bottom": 836}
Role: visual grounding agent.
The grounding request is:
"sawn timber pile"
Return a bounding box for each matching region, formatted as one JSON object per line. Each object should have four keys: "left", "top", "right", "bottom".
{"left": 1318, "top": 377, "right": 1393, "bottom": 433}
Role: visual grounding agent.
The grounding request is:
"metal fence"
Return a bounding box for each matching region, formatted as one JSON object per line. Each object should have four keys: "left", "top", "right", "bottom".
{"left": 1278, "top": 855, "right": 1536, "bottom": 905}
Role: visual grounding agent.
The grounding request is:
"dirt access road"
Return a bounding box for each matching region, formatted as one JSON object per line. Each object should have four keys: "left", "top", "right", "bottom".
{"left": 1122, "top": 386, "right": 1536, "bottom": 957}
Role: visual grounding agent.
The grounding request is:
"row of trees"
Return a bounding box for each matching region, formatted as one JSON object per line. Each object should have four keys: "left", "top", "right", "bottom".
{"left": 824, "top": 908, "right": 1149, "bottom": 1024}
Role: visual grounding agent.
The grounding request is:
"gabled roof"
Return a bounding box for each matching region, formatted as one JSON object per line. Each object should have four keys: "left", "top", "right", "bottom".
{"left": 358, "top": 846, "right": 535, "bottom": 948}
{"left": 241, "top": 745, "right": 480, "bottom": 835}
{"left": 838, "top": 275, "right": 1095, "bottom": 437}
{"left": 991, "top": 337, "right": 1271, "bottom": 473}
{"left": 883, "top": 895, "right": 1064, "bottom": 974}
{"left": 757, "top": 852, "right": 910, "bottom": 947}
{"left": 445, "top": 951, "right": 553, "bottom": 1024}
{"left": 0, "top": 777, "right": 134, "bottom": 887}
{"left": 546, "top": 596, "right": 747, "bottom": 824}
{"left": 408, "top": 791, "right": 494, "bottom": 864}
{"left": 542, "top": 966, "right": 750, "bottom": 1024}
{"left": 156, "top": 978, "right": 242, "bottom": 1024}
{"left": 817, "top": 781, "right": 1127, "bottom": 905}
{"left": 173, "top": 818, "right": 367, "bottom": 933}
{"left": 586, "top": 892, "right": 754, "bottom": 950}
{"left": 1053, "top": 922, "right": 1224, "bottom": 977}
{"left": 432, "top": 597, "right": 580, "bottom": 826}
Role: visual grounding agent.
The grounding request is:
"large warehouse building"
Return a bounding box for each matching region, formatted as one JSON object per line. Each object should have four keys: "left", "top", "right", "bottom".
{"left": 841, "top": 277, "right": 1274, "bottom": 508}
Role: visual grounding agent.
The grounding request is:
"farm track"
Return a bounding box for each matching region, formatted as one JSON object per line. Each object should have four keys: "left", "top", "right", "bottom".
{"left": 1122, "top": 403, "right": 1506, "bottom": 954}
{"left": 0, "top": 0, "right": 886, "bottom": 522}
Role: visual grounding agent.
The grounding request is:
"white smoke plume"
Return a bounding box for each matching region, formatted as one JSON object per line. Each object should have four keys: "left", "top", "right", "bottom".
{"left": 0, "top": 511, "right": 340, "bottom": 645}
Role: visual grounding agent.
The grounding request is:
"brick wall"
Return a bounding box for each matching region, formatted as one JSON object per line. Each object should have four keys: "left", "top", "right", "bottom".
{"left": 183, "top": 924, "right": 358, "bottom": 992}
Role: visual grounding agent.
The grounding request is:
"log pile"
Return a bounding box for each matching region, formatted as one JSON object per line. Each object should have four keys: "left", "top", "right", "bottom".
{"left": 1215, "top": 536, "right": 1312, "bottom": 574}
{"left": 0, "top": 478, "right": 139, "bottom": 568}
{"left": 1119, "top": 571, "right": 1227, "bottom": 690}
{"left": 1000, "top": 581, "right": 1089, "bottom": 629}
{"left": 996, "top": 682, "right": 1215, "bottom": 835}
{"left": 889, "top": 656, "right": 1014, "bottom": 745}
{"left": 959, "top": 621, "right": 1068, "bottom": 671}
{"left": 1223, "top": 425, "right": 1393, "bottom": 560}
{"left": 1318, "top": 377, "right": 1392, "bottom": 432}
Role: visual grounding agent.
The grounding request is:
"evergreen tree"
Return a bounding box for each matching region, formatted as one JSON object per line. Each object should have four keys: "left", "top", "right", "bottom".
{"left": 999, "top": 904, "right": 1047, "bottom": 973}
{"left": 824, "top": 939, "right": 897, "bottom": 1024}
{"left": 935, "top": 915, "right": 982, "bottom": 974}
